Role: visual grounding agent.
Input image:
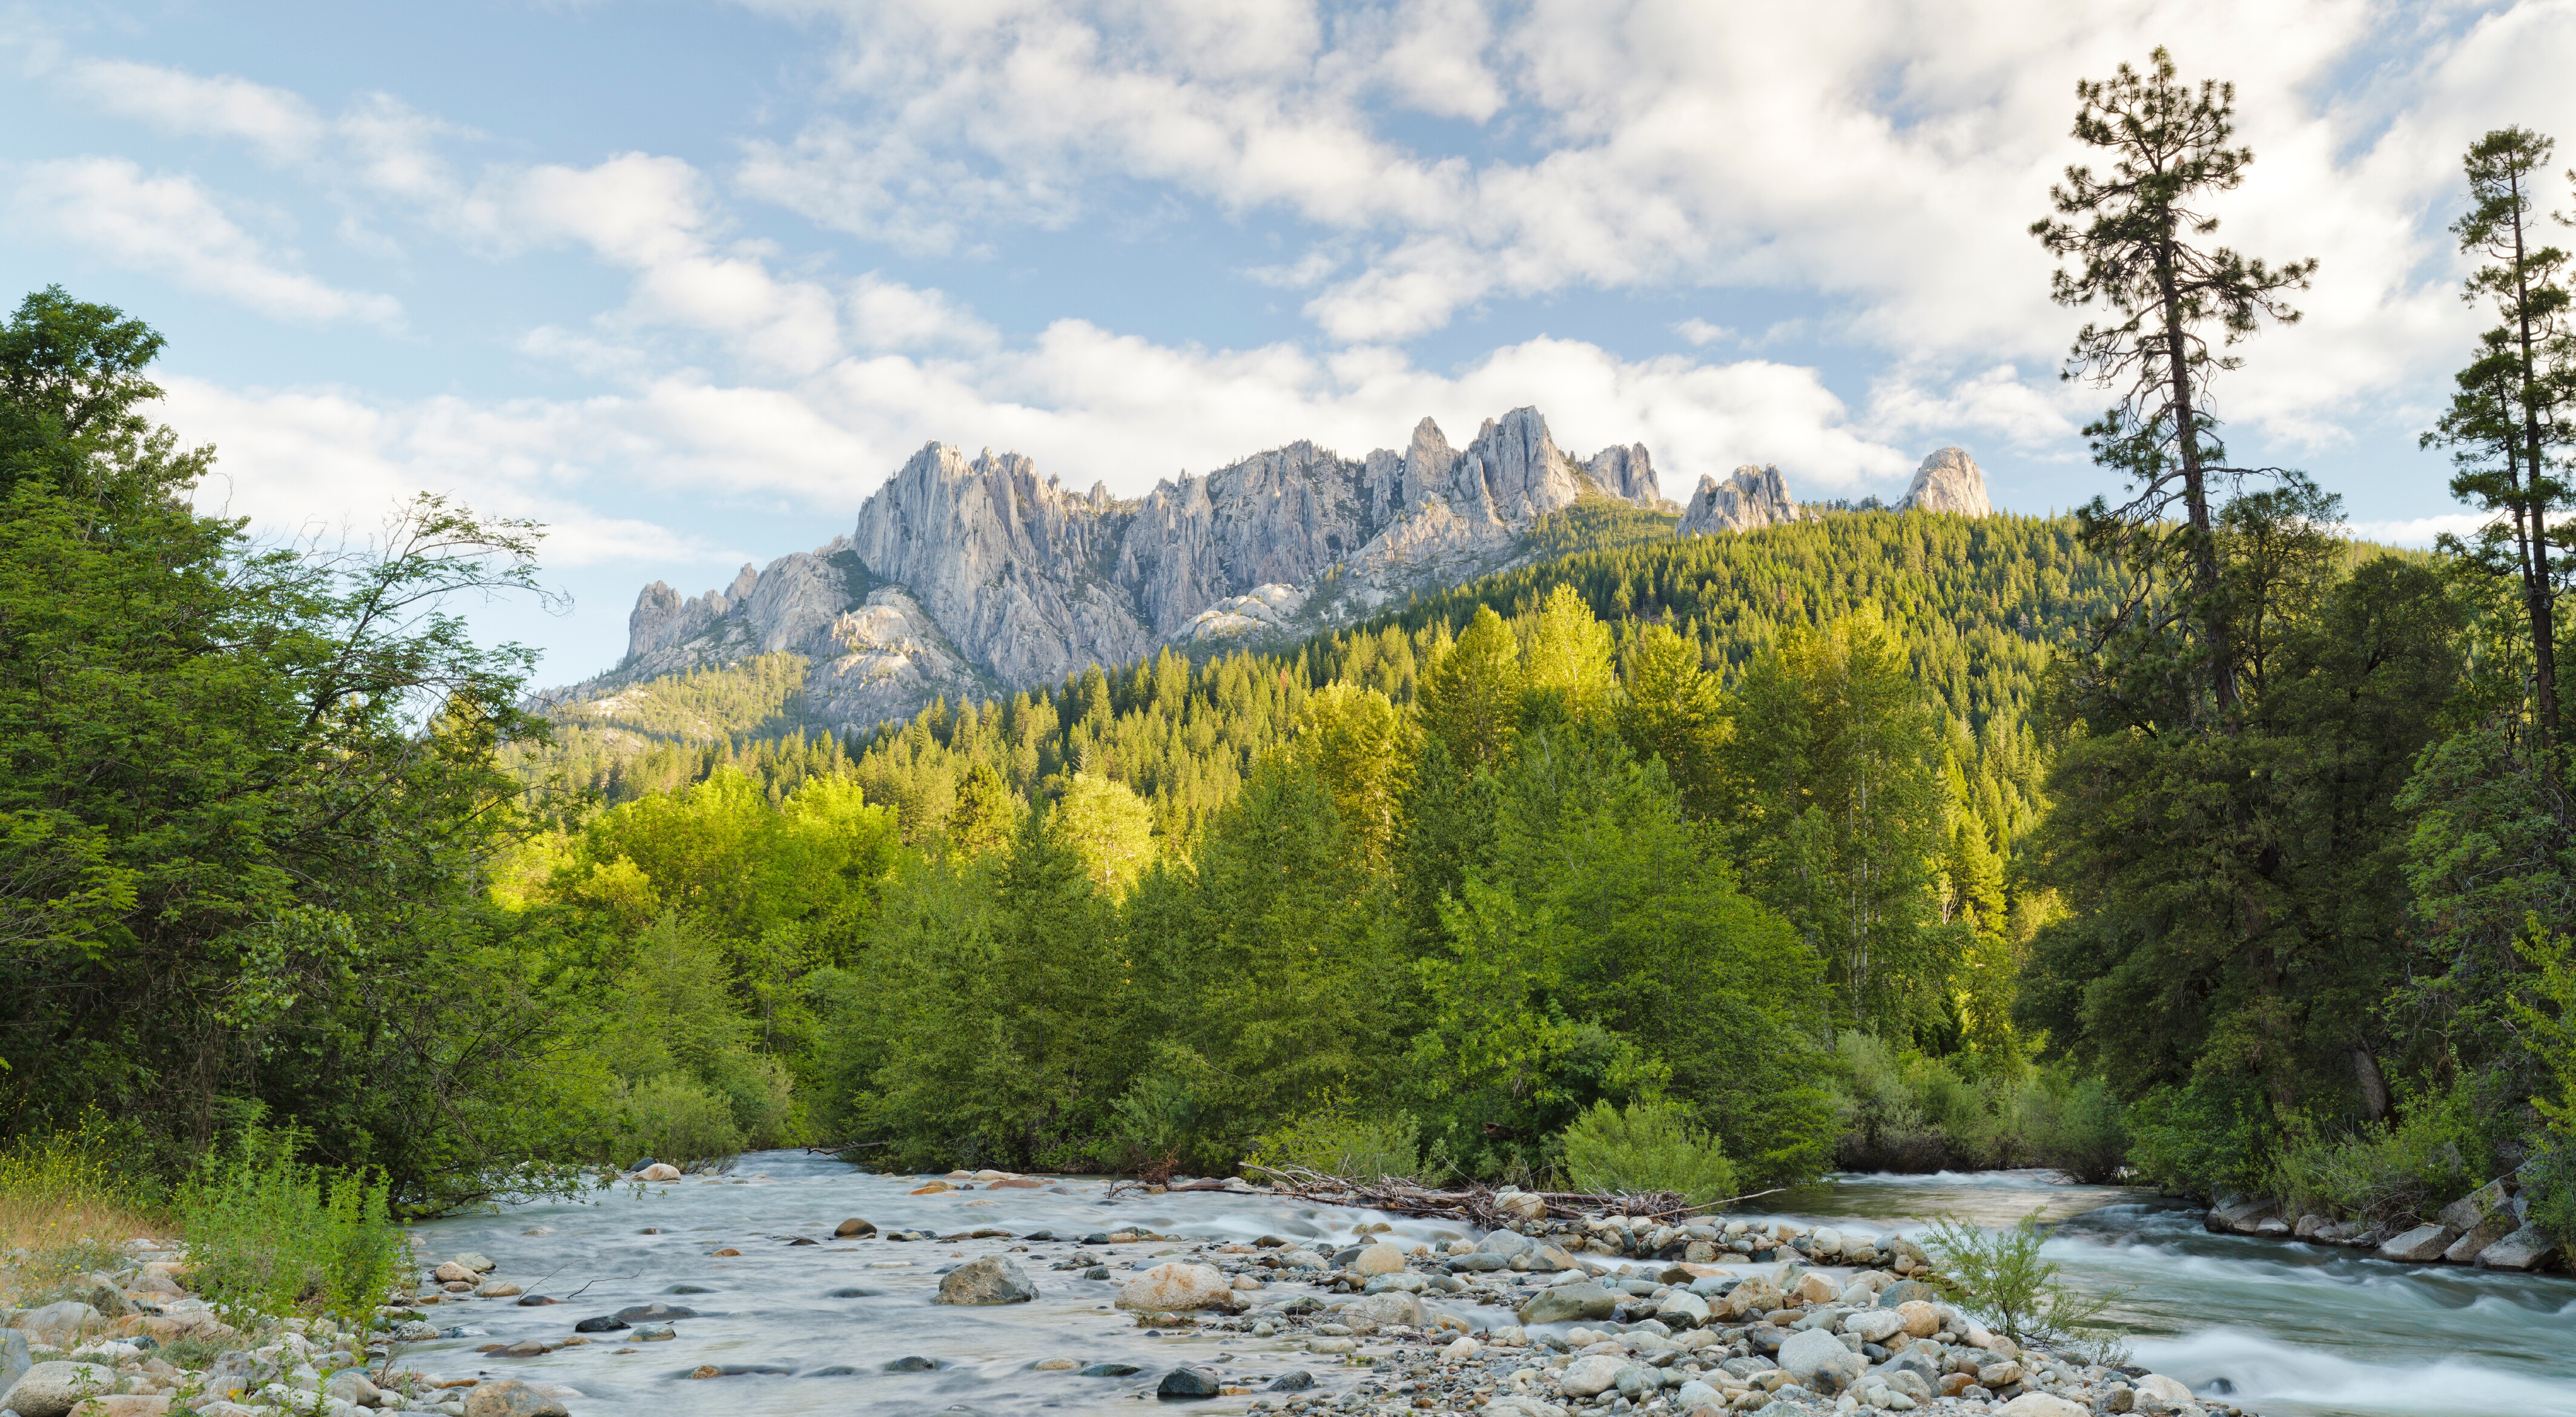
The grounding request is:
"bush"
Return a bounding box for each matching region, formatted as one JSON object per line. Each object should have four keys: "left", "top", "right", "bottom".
{"left": 2269, "top": 1082, "right": 2479, "bottom": 1225}
{"left": 2016, "top": 1072, "right": 2130, "bottom": 1183}
{"left": 1559, "top": 1099, "right": 1737, "bottom": 1204}
{"left": 1921, "top": 1211, "right": 2125, "bottom": 1350}
{"left": 1244, "top": 1109, "right": 1425, "bottom": 1184}
{"left": 1834, "top": 1033, "right": 1955, "bottom": 1171}
{"left": 2123, "top": 1075, "right": 2270, "bottom": 1200}
{"left": 2522, "top": 1142, "right": 2576, "bottom": 1246}
{"left": 175, "top": 1128, "right": 408, "bottom": 1331}
{"left": 606, "top": 1077, "right": 746, "bottom": 1172}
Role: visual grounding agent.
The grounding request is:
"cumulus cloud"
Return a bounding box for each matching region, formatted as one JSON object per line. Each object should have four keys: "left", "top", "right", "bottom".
{"left": 7, "top": 158, "right": 401, "bottom": 326}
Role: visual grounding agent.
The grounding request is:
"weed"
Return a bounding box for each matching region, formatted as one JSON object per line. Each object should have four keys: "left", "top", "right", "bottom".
{"left": 1920, "top": 1209, "right": 2127, "bottom": 1347}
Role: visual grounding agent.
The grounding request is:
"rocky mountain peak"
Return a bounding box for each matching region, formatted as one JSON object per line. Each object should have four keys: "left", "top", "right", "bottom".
{"left": 1900, "top": 448, "right": 1992, "bottom": 517}
{"left": 1679, "top": 465, "right": 1799, "bottom": 535}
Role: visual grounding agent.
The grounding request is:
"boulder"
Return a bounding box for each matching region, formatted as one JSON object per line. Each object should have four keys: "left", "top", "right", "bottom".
{"left": 1158, "top": 1366, "right": 1222, "bottom": 1398}
{"left": 834, "top": 1218, "right": 876, "bottom": 1238}
{"left": 2443, "top": 1209, "right": 2516, "bottom": 1264}
{"left": 1841, "top": 1309, "right": 1904, "bottom": 1344}
{"left": 2438, "top": 1177, "right": 2512, "bottom": 1234}
{"left": 2132, "top": 1375, "right": 2195, "bottom": 1407}
{"left": 1557, "top": 1355, "right": 1625, "bottom": 1398}
{"left": 2475, "top": 1224, "right": 2561, "bottom": 1272}
{"left": 636, "top": 1163, "right": 682, "bottom": 1181}
{"left": 1, "top": 1362, "right": 117, "bottom": 1417}
{"left": 68, "top": 1398, "right": 169, "bottom": 1417}
{"left": 432, "top": 1262, "right": 476, "bottom": 1283}
{"left": 463, "top": 1379, "right": 571, "bottom": 1417}
{"left": 1788, "top": 1270, "right": 1840, "bottom": 1304}
{"left": 1494, "top": 1190, "right": 1548, "bottom": 1224}
{"left": 1654, "top": 1289, "right": 1711, "bottom": 1328}
{"left": 2375, "top": 1223, "right": 2459, "bottom": 1262}
{"left": 1517, "top": 1282, "right": 1616, "bottom": 1326}
{"left": 1723, "top": 1277, "right": 1783, "bottom": 1320}
{"left": 936, "top": 1256, "right": 1037, "bottom": 1305}
{"left": 1476, "top": 1230, "right": 1536, "bottom": 1260}
{"left": 325, "top": 1370, "right": 381, "bottom": 1407}
{"left": 455, "top": 1252, "right": 497, "bottom": 1273}
{"left": 2205, "top": 1197, "right": 2276, "bottom": 1234}
{"left": 14, "top": 1303, "right": 100, "bottom": 1349}
{"left": 1995, "top": 1395, "right": 2088, "bottom": 1417}
{"left": 1349, "top": 1243, "right": 1407, "bottom": 1277}
{"left": 1775, "top": 1329, "right": 1863, "bottom": 1393}
{"left": 1116, "top": 1263, "right": 1240, "bottom": 1312}
{"left": 1894, "top": 1300, "right": 1940, "bottom": 1338}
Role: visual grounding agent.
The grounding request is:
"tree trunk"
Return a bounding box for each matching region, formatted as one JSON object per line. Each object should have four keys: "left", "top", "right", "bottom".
{"left": 2351, "top": 1045, "right": 2393, "bottom": 1124}
{"left": 2511, "top": 203, "right": 2561, "bottom": 760}
{"left": 2160, "top": 248, "right": 2236, "bottom": 710}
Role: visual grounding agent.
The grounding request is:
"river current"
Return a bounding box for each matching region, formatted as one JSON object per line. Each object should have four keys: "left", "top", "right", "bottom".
{"left": 401, "top": 1155, "right": 2574, "bottom": 1417}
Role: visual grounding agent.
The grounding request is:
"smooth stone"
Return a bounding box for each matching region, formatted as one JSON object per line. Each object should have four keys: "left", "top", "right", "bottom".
{"left": 1157, "top": 1366, "right": 1222, "bottom": 1399}
{"left": 2476, "top": 1223, "right": 2561, "bottom": 1271}
{"left": 936, "top": 1256, "right": 1037, "bottom": 1305}
{"left": 1558, "top": 1355, "right": 1625, "bottom": 1398}
{"left": 455, "top": 1252, "right": 497, "bottom": 1272}
{"left": 571, "top": 1315, "right": 627, "bottom": 1333}
{"left": 1082, "top": 1363, "right": 1144, "bottom": 1376}
{"left": 1518, "top": 1281, "right": 1617, "bottom": 1326}
{"left": 2374, "top": 1223, "right": 2457, "bottom": 1262}
{"left": 1267, "top": 1370, "right": 1313, "bottom": 1391}
{"left": 2, "top": 1362, "right": 117, "bottom": 1417}
{"left": 1876, "top": 1281, "right": 1934, "bottom": 1308}
{"left": 1776, "top": 1328, "right": 1864, "bottom": 1393}
{"left": 613, "top": 1303, "right": 697, "bottom": 1324}
{"left": 885, "top": 1356, "right": 939, "bottom": 1371}
{"left": 1349, "top": 1243, "right": 1407, "bottom": 1277}
{"left": 1117, "top": 1263, "right": 1240, "bottom": 1312}
{"left": 461, "top": 1379, "right": 569, "bottom": 1417}
{"left": 1841, "top": 1309, "right": 1904, "bottom": 1343}
{"left": 1995, "top": 1395, "right": 2089, "bottom": 1417}
{"left": 834, "top": 1218, "right": 876, "bottom": 1237}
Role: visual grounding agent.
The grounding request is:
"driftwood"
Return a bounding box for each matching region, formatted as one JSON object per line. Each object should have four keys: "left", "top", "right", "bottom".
{"left": 1141, "top": 1164, "right": 1781, "bottom": 1226}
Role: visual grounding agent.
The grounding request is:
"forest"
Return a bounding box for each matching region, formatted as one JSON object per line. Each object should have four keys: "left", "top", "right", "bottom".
{"left": 1, "top": 48, "right": 2572, "bottom": 1279}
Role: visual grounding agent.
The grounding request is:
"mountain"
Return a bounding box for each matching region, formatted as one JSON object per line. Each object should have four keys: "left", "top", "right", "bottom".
{"left": 587, "top": 407, "right": 1671, "bottom": 734}
{"left": 565, "top": 415, "right": 1998, "bottom": 741}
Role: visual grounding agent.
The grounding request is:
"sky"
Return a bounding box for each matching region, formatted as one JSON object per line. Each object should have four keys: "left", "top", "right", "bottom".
{"left": 5, "top": 0, "right": 2574, "bottom": 684}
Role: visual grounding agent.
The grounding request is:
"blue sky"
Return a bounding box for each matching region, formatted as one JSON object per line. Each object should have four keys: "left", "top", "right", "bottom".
{"left": 5, "top": 0, "right": 2569, "bottom": 683}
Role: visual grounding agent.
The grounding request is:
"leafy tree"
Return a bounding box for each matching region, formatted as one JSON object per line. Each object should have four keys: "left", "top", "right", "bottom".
{"left": 1723, "top": 607, "right": 1949, "bottom": 1037}
{"left": 1616, "top": 621, "right": 1729, "bottom": 821}
{"left": 2033, "top": 47, "right": 2316, "bottom": 710}
{"left": 1291, "top": 683, "right": 1410, "bottom": 870}
{"left": 1417, "top": 606, "right": 1524, "bottom": 770}
{"left": 1051, "top": 771, "right": 1157, "bottom": 899}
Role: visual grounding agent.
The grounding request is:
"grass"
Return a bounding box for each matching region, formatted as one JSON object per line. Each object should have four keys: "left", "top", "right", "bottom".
{"left": 0, "top": 1114, "right": 170, "bottom": 1304}
{"left": 176, "top": 1126, "right": 409, "bottom": 1333}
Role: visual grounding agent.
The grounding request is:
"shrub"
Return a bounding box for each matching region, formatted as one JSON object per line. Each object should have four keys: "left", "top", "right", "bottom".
{"left": 1921, "top": 1211, "right": 2125, "bottom": 1349}
{"left": 1244, "top": 1109, "right": 1425, "bottom": 1184}
{"left": 2522, "top": 1141, "right": 2576, "bottom": 1246}
{"left": 1834, "top": 1032, "right": 1955, "bottom": 1171}
{"left": 175, "top": 1128, "right": 408, "bottom": 1332}
{"left": 2123, "top": 1075, "right": 2270, "bottom": 1200}
{"left": 2016, "top": 1071, "right": 2130, "bottom": 1183}
{"left": 607, "top": 1077, "right": 745, "bottom": 1172}
{"left": 1559, "top": 1099, "right": 1737, "bottom": 1204}
{"left": 2269, "top": 1082, "right": 2479, "bottom": 1225}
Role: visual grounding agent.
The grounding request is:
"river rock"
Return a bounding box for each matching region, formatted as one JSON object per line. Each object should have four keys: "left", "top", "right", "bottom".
{"left": 2438, "top": 1177, "right": 2512, "bottom": 1233}
{"left": 1117, "top": 1263, "right": 1238, "bottom": 1312}
{"left": 1349, "top": 1290, "right": 1424, "bottom": 1327}
{"left": 2443, "top": 1207, "right": 2516, "bottom": 1264}
{"left": 2204, "top": 1198, "right": 2275, "bottom": 1235}
{"left": 1158, "top": 1366, "right": 1221, "bottom": 1398}
{"left": 1977, "top": 1359, "right": 2023, "bottom": 1387}
{"left": 1558, "top": 1355, "right": 1625, "bottom": 1398}
{"left": 2, "top": 1363, "right": 117, "bottom": 1417}
{"left": 463, "top": 1379, "right": 570, "bottom": 1417}
{"left": 1807, "top": 1226, "right": 1843, "bottom": 1257}
{"left": 325, "top": 1371, "right": 381, "bottom": 1407}
{"left": 478, "top": 1280, "right": 522, "bottom": 1297}
{"left": 2475, "top": 1223, "right": 2560, "bottom": 1271}
{"left": 455, "top": 1252, "right": 497, "bottom": 1272}
{"left": 15, "top": 1303, "right": 99, "bottom": 1348}
{"left": 67, "top": 1397, "right": 168, "bottom": 1417}
{"left": 834, "top": 1218, "right": 876, "bottom": 1237}
{"left": 1776, "top": 1329, "right": 1863, "bottom": 1393}
{"left": 1655, "top": 1289, "right": 1711, "bottom": 1327}
{"left": 1841, "top": 1309, "right": 1904, "bottom": 1343}
{"left": 615, "top": 1303, "right": 696, "bottom": 1324}
{"left": 1788, "top": 1270, "right": 1839, "bottom": 1304}
{"left": 937, "top": 1256, "right": 1037, "bottom": 1304}
{"left": 1476, "top": 1230, "right": 1535, "bottom": 1259}
{"left": 1995, "top": 1395, "right": 2087, "bottom": 1417}
{"left": 1723, "top": 1277, "right": 1782, "bottom": 1320}
{"left": 636, "top": 1163, "right": 682, "bottom": 1181}
{"left": 1484, "top": 1399, "right": 1567, "bottom": 1417}
{"left": 2132, "top": 1375, "right": 2195, "bottom": 1407}
{"left": 572, "top": 1315, "right": 627, "bottom": 1333}
{"left": 1349, "top": 1243, "right": 1407, "bottom": 1276}
{"left": 432, "top": 1262, "right": 475, "bottom": 1283}
{"left": 2376, "top": 1223, "right": 2459, "bottom": 1262}
{"left": 1494, "top": 1190, "right": 1548, "bottom": 1224}
{"left": 1674, "top": 1378, "right": 1721, "bottom": 1412}
{"left": 1518, "top": 1282, "right": 1616, "bottom": 1325}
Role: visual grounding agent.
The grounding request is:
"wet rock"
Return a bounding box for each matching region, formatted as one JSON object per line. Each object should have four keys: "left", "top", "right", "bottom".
{"left": 1081, "top": 1363, "right": 1143, "bottom": 1377}
{"left": 2375, "top": 1223, "right": 2458, "bottom": 1262}
{"left": 432, "top": 1262, "right": 476, "bottom": 1283}
{"left": 2204, "top": 1198, "right": 2275, "bottom": 1235}
{"left": 1517, "top": 1281, "right": 1616, "bottom": 1326}
{"left": 936, "top": 1256, "right": 1037, "bottom": 1305}
{"left": 1157, "top": 1366, "right": 1221, "bottom": 1398}
{"left": 461, "top": 1378, "right": 569, "bottom": 1417}
{"left": 1777, "top": 1329, "right": 1864, "bottom": 1393}
{"left": 477, "top": 1280, "right": 522, "bottom": 1298}
{"left": 1032, "top": 1358, "right": 1078, "bottom": 1370}
{"left": 571, "top": 1315, "right": 627, "bottom": 1333}
{"left": 885, "top": 1356, "right": 938, "bottom": 1372}
{"left": 613, "top": 1303, "right": 696, "bottom": 1324}
{"left": 636, "top": 1163, "right": 682, "bottom": 1181}
{"left": 514, "top": 1295, "right": 558, "bottom": 1306}
{"left": 2, "top": 1362, "right": 117, "bottom": 1417}
{"left": 834, "top": 1218, "right": 875, "bottom": 1237}
{"left": 1116, "top": 1263, "right": 1240, "bottom": 1312}
{"left": 1995, "top": 1393, "right": 2088, "bottom": 1417}
{"left": 631, "top": 1324, "right": 676, "bottom": 1341}
{"left": 1267, "top": 1370, "right": 1313, "bottom": 1391}
{"left": 2475, "top": 1224, "right": 2561, "bottom": 1271}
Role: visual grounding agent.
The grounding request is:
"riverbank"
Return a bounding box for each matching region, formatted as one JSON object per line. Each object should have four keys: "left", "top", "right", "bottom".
{"left": 9, "top": 1160, "right": 2571, "bottom": 1417}
{"left": 2199, "top": 1174, "right": 2561, "bottom": 1273}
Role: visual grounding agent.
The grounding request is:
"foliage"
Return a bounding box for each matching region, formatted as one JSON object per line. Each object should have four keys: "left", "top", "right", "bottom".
{"left": 176, "top": 1128, "right": 407, "bottom": 1332}
{"left": 1831, "top": 1032, "right": 2126, "bottom": 1181}
{"left": 1559, "top": 1098, "right": 1737, "bottom": 1204}
{"left": 1244, "top": 1109, "right": 1428, "bottom": 1185}
{"left": 1921, "top": 1211, "right": 2124, "bottom": 1347}
{"left": 2121, "top": 1076, "right": 2271, "bottom": 1200}
{"left": 2267, "top": 1082, "right": 2479, "bottom": 1226}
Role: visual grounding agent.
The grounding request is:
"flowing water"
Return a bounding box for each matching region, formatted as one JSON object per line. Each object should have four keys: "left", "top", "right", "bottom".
{"left": 401, "top": 1155, "right": 2575, "bottom": 1417}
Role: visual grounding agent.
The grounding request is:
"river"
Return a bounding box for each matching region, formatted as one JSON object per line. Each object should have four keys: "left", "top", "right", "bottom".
{"left": 401, "top": 1155, "right": 2573, "bottom": 1417}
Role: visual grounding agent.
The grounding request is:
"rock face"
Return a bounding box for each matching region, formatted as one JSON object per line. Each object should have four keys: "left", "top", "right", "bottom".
{"left": 1677, "top": 465, "right": 1798, "bottom": 535}
{"left": 1900, "top": 447, "right": 1992, "bottom": 517}
{"left": 586, "top": 408, "right": 1665, "bottom": 735}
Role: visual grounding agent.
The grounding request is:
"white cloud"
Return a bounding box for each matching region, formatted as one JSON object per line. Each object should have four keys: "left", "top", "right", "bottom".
{"left": 1674, "top": 317, "right": 1729, "bottom": 346}
{"left": 8, "top": 158, "right": 401, "bottom": 326}
{"left": 68, "top": 59, "right": 325, "bottom": 162}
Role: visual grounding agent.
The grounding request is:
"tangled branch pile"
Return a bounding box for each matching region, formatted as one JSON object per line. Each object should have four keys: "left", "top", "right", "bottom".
{"left": 1242, "top": 1165, "right": 1774, "bottom": 1226}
